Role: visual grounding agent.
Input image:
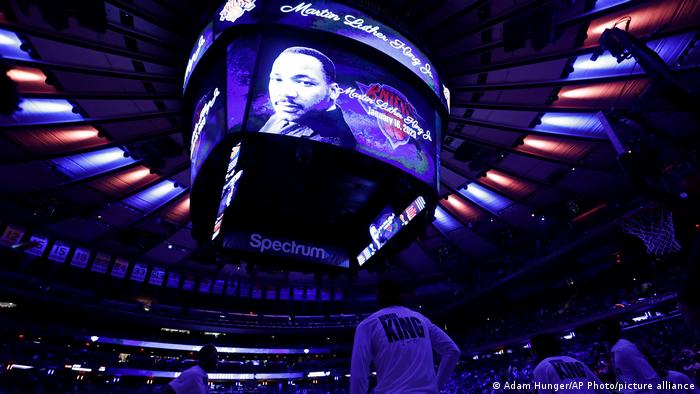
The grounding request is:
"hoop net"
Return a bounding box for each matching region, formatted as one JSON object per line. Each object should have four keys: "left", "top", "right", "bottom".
{"left": 622, "top": 208, "right": 681, "bottom": 255}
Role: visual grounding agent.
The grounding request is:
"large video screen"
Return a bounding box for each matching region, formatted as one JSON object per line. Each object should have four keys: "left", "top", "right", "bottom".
{"left": 190, "top": 57, "right": 226, "bottom": 186}
{"left": 357, "top": 196, "right": 426, "bottom": 266}
{"left": 186, "top": 0, "right": 447, "bottom": 188}
{"left": 190, "top": 0, "right": 447, "bottom": 109}
{"left": 243, "top": 37, "right": 439, "bottom": 186}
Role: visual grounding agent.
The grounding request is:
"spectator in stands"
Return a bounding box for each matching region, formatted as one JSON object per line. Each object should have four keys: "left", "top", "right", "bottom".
{"left": 162, "top": 344, "right": 218, "bottom": 394}
{"left": 531, "top": 332, "right": 611, "bottom": 394}
{"left": 646, "top": 352, "right": 700, "bottom": 394}
{"left": 600, "top": 320, "right": 661, "bottom": 394}
{"left": 350, "top": 279, "right": 461, "bottom": 393}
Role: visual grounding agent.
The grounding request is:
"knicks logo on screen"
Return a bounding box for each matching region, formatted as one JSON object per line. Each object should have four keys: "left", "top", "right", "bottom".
{"left": 356, "top": 83, "right": 419, "bottom": 149}
{"left": 219, "top": 0, "right": 255, "bottom": 23}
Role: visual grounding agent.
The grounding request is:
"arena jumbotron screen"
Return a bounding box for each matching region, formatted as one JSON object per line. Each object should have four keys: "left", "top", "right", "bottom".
{"left": 185, "top": 0, "right": 448, "bottom": 269}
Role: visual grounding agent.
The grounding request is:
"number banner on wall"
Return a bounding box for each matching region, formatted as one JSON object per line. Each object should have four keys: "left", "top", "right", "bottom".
{"left": 130, "top": 263, "right": 148, "bottom": 282}
{"left": 111, "top": 258, "right": 129, "bottom": 279}
{"left": 91, "top": 253, "right": 111, "bottom": 273}
{"left": 0, "top": 224, "right": 25, "bottom": 246}
{"left": 70, "top": 247, "right": 91, "bottom": 269}
{"left": 48, "top": 241, "right": 71, "bottom": 264}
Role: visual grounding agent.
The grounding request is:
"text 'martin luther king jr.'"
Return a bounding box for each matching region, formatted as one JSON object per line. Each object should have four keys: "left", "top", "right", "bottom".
{"left": 260, "top": 46, "right": 357, "bottom": 150}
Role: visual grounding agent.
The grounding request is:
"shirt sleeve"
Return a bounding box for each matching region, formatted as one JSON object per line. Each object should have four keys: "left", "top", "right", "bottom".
{"left": 533, "top": 364, "right": 555, "bottom": 394}
{"left": 168, "top": 371, "right": 197, "bottom": 394}
{"left": 428, "top": 322, "right": 461, "bottom": 388}
{"left": 350, "top": 322, "right": 372, "bottom": 394}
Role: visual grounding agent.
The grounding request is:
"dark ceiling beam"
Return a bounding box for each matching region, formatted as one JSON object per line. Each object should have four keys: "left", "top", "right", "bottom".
{"left": 99, "top": 161, "right": 189, "bottom": 204}
{"left": 482, "top": 163, "right": 579, "bottom": 197}
{"left": 0, "top": 21, "right": 178, "bottom": 65}
{"left": 404, "top": 0, "right": 450, "bottom": 26}
{"left": 75, "top": 162, "right": 190, "bottom": 222}
{"left": 90, "top": 186, "right": 189, "bottom": 246}
{"left": 444, "top": 42, "right": 588, "bottom": 71}
{"left": 443, "top": 132, "right": 612, "bottom": 172}
{"left": 1, "top": 127, "right": 181, "bottom": 165}
{"left": 441, "top": 0, "right": 641, "bottom": 62}
{"left": 26, "top": 160, "right": 145, "bottom": 194}
{"left": 454, "top": 73, "right": 646, "bottom": 92}
{"left": 448, "top": 115, "right": 608, "bottom": 142}
{"left": 18, "top": 91, "right": 180, "bottom": 100}
{"left": 451, "top": 101, "right": 598, "bottom": 113}
{"left": 0, "top": 110, "right": 180, "bottom": 131}
{"left": 136, "top": 216, "right": 193, "bottom": 261}
{"left": 452, "top": 64, "right": 700, "bottom": 91}
{"left": 556, "top": 0, "right": 651, "bottom": 29}
{"left": 106, "top": 22, "right": 181, "bottom": 51}
{"left": 1, "top": 57, "right": 178, "bottom": 83}
{"left": 449, "top": 22, "right": 700, "bottom": 76}
{"left": 105, "top": 0, "right": 188, "bottom": 39}
{"left": 437, "top": 176, "right": 523, "bottom": 228}
{"left": 412, "top": 239, "right": 452, "bottom": 278}
{"left": 157, "top": 0, "right": 205, "bottom": 21}
{"left": 439, "top": 181, "right": 507, "bottom": 236}
{"left": 420, "top": 0, "right": 488, "bottom": 36}
{"left": 429, "top": 0, "right": 549, "bottom": 48}
{"left": 395, "top": 256, "right": 420, "bottom": 281}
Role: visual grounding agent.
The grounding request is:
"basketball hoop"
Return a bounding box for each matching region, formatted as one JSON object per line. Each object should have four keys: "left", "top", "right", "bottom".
{"left": 622, "top": 207, "right": 681, "bottom": 255}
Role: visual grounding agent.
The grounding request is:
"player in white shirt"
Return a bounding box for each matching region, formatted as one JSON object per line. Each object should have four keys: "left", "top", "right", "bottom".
{"left": 531, "top": 333, "right": 611, "bottom": 394}
{"left": 664, "top": 370, "right": 700, "bottom": 394}
{"left": 647, "top": 353, "right": 700, "bottom": 394}
{"left": 350, "top": 279, "right": 461, "bottom": 394}
{"left": 162, "top": 344, "right": 218, "bottom": 394}
{"left": 601, "top": 320, "right": 661, "bottom": 394}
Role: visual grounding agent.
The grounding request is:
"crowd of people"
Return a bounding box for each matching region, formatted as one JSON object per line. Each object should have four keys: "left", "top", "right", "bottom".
{"left": 441, "top": 316, "right": 699, "bottom": 394}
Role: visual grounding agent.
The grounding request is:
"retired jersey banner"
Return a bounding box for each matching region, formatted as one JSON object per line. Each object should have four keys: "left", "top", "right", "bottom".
{"left": 166, "top": 271, "right": 181, "bottom": 288}
{"left": 24, "top": 235, "right": 49, "bottom": 257}
{"left": 0, "top": 224, "right": 25, "bottom": 246}
{"left": 212, "top": 279, "right": 225, "bottom": 295}
{"left": 70, "top": 247, "right": 91, "bottom": 269}
{"left": 91, "top": 253, "right": 111, "bottom": 273}
{"left": 225, "top": 280, "right": 238, "bottom": 296}
{"left": 182, "top": 274, "right": 196, "bottom": 291}
{"left": 48, "top": 241, "right": 71, "bottom": 263}
{"left": 111, "top": 258, "right": 129, "bottom": 279}
{"left": 149, "top": 267, "right": 165, "bottom": 286}
{"left": 130, "top": 263, "right": 148, "bottom": 282}
{"left": 199, "top": 277, "right": 212, "bottom": 293}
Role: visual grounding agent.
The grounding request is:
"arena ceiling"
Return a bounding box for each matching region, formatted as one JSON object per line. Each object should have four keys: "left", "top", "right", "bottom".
{"left": 0, "top": 0, "right": 698, "bottom": 309}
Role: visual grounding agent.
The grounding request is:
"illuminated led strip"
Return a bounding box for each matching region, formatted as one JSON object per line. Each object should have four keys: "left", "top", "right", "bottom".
{"left": 89, "top": 336, "right": 330, "bottom": 354}
{"left": 106, "top": 368, "right": 308, "bottom": 380}
{"left": 0, "top": 28, "right": 32, "bottom": 60}
{"left": 458, "top": 183, "right": 513, "bottom": 213}
{"left": 8, "top": 364, "right": 34, "bottom": 370}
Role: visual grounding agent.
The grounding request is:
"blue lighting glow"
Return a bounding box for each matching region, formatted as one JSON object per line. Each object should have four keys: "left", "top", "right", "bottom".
{"left": 89, "top": 336, "right": 330, "bottom": 354}
{"left": 1, "top": 98, "right": 83, "bottom": 126}
{"left": 105, "top": 368, "right": 306, "bottom": 380}
{"left": 50, "top": 147, "right": 136, "bottom": 180}
{"left": 567, "top": 34, "right": 695, "bottom": 80}
{"left": 0, "top": 28, "right": 32, "bottom": 60}
{"left": 458, "top": 183, "right": 513, "bottom": 213}
{"left": 592, "top": 0, "right": 632, "bottom": 11}
{"left": 433, "top": 206, "right": 462, "bottom": 233}
{"left": 534, "top": 113, "right": 607, "bottom": 138}
{"left": 121, "top": 180, "right": 184, "bottom": 212}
